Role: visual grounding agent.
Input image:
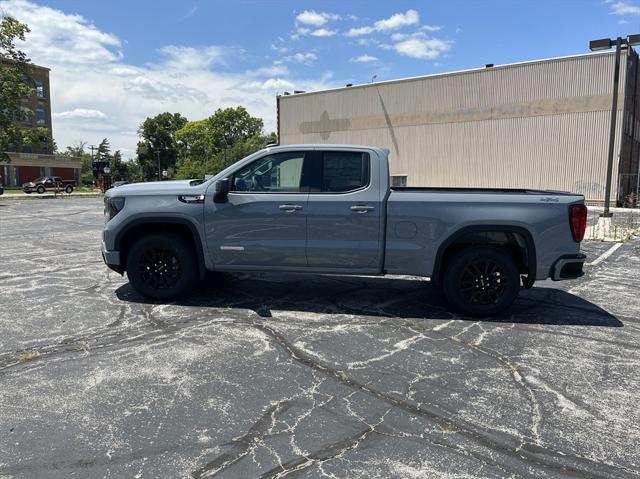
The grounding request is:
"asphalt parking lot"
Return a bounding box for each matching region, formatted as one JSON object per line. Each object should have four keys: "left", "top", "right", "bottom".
{"left": 1, "top": 198, "right": 639, "bottom": 479}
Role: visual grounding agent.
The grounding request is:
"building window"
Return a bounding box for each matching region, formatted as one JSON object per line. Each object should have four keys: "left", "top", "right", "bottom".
{"left": 35, "top": 80, "right": 44, "bottom": 98}
{"left": 36, "top": 108, "right": 46, "bottom": 125}
{"left": 391, "top": 175, "right": 408, "bottom": 187}
{"left": 19, "top": 106, "right": 32, "bottom": 123}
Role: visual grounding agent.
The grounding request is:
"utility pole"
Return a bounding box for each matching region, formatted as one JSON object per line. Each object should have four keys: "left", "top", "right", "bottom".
{"left": 89, "top": 145, "right": 97, "bottom": 162}
{"left": 154, "top": 149, "right": 163, "bottom": 181}
{"left": 589, "top": 34, "right": 640, "bottom": 215}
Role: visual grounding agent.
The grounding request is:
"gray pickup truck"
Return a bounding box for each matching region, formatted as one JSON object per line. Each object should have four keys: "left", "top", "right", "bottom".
{"left": 102, "top": 144, "right": 587, "bottom": 316}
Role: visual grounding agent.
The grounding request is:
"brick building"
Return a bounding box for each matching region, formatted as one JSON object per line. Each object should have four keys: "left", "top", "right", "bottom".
{"left": 1, "top": 62, "right": 81, "bottom": 187}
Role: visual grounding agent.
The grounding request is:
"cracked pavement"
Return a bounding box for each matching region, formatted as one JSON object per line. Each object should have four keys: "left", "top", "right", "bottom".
{"left": 0, "top": 198, "right": 639, "bottom": 478}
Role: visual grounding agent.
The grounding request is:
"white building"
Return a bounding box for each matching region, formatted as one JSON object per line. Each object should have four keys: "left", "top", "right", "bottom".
{"left": 277, "top": 50, "right": 640, "bottom": 205}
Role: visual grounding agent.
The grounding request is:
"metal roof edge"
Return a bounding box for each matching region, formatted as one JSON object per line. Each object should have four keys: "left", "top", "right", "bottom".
{"left": 278, "top": 49, "right": 624, "bottom": 100}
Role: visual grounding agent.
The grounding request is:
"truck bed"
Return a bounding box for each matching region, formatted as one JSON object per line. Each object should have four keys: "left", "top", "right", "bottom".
{"left": 390, "top": 187, "right": 576, "bottom": 196}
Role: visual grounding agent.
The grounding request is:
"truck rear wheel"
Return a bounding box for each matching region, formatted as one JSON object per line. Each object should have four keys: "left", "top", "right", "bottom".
{"left": 442, "top": 246, "right": 520, "bottom": 317}
{"left": 126, "top": 233, "right": 197, "bottom": 300}
{"left": 65, "top": 185, "right": 74, "bottom": 194}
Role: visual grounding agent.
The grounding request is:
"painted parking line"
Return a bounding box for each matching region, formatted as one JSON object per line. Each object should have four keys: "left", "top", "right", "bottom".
{"left": 586, "top": 242, "right": 623, "bottom": 266}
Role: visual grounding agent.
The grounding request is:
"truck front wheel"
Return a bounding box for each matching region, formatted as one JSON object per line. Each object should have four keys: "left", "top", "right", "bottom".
{"left": 126, "top": 233, "right": 197, "bottom": 300}
{"left": 442, "top": 246, "right": 520, "bottom": 317}
{"left": 65, "top": 185, "right": 74, "bottom": 194}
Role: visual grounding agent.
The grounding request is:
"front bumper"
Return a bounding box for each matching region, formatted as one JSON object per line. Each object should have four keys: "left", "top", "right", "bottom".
{"left": 101, "top": 240, "right": 123, "bottom": 274}
{"left": 550, "top": 253, "right": 586, "bottom": 281}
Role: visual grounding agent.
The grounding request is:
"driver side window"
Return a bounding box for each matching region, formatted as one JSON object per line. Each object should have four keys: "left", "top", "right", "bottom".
{"left": 232, "top": 152, "right": 305, "bottom": 193}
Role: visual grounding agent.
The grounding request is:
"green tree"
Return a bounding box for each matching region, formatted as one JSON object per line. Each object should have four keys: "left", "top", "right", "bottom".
{"left": 174, "top": 107, "right": 271, "bottom": 179}
{"left": 97, "top": 138, "right": 111, "bottom": 161}
{"left": 60, "top": 141, "right": 94, "bottom": 185}
{"left": 0, "top": 16, "right": 49, "bottom": 161}
{"left": 135, "top": 112, "right": 187, "bottom": 180}
{"left": 109, "top": 150, "right": 130, "bottom": 181}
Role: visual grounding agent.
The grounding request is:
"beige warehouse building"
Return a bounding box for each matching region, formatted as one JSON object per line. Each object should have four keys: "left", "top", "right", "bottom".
{"left": 277, "top": 50, "right": 640, "bottom": 205}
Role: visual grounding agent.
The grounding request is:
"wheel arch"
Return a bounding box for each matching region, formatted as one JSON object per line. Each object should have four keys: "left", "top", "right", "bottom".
{"left": 432, "top": 225, "right": 537, "bottom": 288}
{"left": 114, "top": 217, "right": 207, "bottom": 279}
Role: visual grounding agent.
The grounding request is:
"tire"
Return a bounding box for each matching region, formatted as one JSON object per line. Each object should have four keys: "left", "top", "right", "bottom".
{"left": 36, "top": 186, "right": 45, "bottom": 194}
{"left": 126, "top": 233, "right": 198, "bottom": 300}
{"left": 442, "top": 246, "right": 520, "bottom": 317}
{"left": 65, "top": 185, "right": 74, "bottom": 194}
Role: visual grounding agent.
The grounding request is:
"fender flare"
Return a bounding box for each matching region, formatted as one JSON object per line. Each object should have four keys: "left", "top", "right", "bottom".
{"left": 114, "top": 216, "right": 208, "bottom": 279}
{"left": 432, "top": 225, "right": 537, "bottom": 288}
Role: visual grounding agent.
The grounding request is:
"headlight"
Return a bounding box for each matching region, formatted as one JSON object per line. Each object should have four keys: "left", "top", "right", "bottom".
{"left": 105, "top": 196, "right": 125, "bottom": 220}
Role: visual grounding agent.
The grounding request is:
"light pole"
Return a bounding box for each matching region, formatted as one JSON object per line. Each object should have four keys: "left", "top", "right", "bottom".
{"left": 589, "top": 34, "right": 640, "bottom": 216}
{"left": 154, "top": 149, "right": 163, "bottom": 181}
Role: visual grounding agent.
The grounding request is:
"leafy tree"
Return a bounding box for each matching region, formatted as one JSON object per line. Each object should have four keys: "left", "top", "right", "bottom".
{"left": 97, "top": 138, "right": 111, "bottom": 161}
{"left": 60, "top": 141, "right": 93, "bottom": 185}
{"left": 174, "top": 107, "right": 272, "bottom": 179}
{"left": 135, "top": 112, "right": 187, "bottom": 180}
{"left": 0, "top": 16, "right": 50, "bottom": 160}
{"left": 109, "top": 150, "right": 130, "bottom": 181}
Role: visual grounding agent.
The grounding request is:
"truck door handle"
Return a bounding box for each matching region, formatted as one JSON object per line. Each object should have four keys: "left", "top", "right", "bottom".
{"left": 350, "top": 205, "right": 375, "bottom": 213}
{"left": 279, "top": 204, "right": 303, "bottom": 212}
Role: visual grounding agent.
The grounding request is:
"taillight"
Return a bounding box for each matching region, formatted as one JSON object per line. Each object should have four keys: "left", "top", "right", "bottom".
{"left": 570, "top": 204, "right": 587, "bottom": 242}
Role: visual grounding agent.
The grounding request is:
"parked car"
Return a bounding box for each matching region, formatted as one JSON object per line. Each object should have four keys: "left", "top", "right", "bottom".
{"left": 102, "top": 145, "right": 587, "bottom": 316}
{"left": 23, "top": 176, "right": 76, "bottom": 194}
{"left": 0, "top": 182, "right": 4, "bottom": 195}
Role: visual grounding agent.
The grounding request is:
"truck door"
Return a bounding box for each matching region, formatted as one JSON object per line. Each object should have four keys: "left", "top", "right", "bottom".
{"left": 205, "top": 150, "right": 310, "bottom": 268}
{"left": 306, "top": 150, "right": 382, "bottom": 271}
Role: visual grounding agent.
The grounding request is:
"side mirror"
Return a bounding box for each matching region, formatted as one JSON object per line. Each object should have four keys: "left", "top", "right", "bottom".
{"left": 213, "top": 178, "right": 230, "bottom": 203}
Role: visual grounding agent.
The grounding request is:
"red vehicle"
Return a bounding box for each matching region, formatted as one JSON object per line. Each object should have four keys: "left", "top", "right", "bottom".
{"left": 22, "top": 176, "right": 76, "bottom": 194}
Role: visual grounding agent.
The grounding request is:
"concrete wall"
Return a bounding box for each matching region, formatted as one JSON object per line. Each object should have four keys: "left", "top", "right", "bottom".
{"left": 278, "top": 51, "right": 627, "bottom": 202}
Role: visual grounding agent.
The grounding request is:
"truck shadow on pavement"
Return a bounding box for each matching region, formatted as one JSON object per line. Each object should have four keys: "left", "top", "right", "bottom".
{"left": 115, "top": 272, "right": 622, "bottom": 328}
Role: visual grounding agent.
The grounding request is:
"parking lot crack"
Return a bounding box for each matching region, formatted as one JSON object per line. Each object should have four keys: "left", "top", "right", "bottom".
{"left": 252, "top": 320, "right": 633, "bottom": 479}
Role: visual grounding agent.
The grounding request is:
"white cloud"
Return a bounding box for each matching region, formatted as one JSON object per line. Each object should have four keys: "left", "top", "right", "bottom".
{"left": 347, "top": 9, "right": 420, "bottom": 37}
{"left": 181, "top": 4, "right": 198, "bottom": 20}
{"left": 295, "top": 10, "right": 340, "bottom": 26}
{"left": 1, "top": 0, "right": 122, "bottom": 64}
{"left": 350, "top": 54, "right": 378, "bottom": 63}
{"left": 421, "top": 24, "right": 442, "bottom": 32}
{"left": 0, "top": 0, "right": 335, "bottom": 156}
{"left": 248, "top": 64, "right": 289, "bottom": 77}
{"left": 158, "top": 45, "right": 230, "bottom": 71}
{"left": 355, "top": 38, "right": 378, "bottom": 46}
{"left": 393, "top": 37, "right": 452, "bottom": 59}
{"left": 346, "top": 26, "right": 375, "bottom": 37}
{"left": 610, "top": 1, "right": 640, "bottom": 14}
{"left": 391, "top": 33, "right": 408, "bottom": 41}
{"left": 310, "top": 28, "right": 337, "bottom": 37}
{"left": 374, "top": 9, "right": 419, "bottom": 31}
{"left": 284, "top": 52, "right": 317, "bottom": 65}
{"left": 54, "top": 108, "right": 107, "bottom": 120}
{"left": 242, "top": 78, "right": 296, "bottom": 90}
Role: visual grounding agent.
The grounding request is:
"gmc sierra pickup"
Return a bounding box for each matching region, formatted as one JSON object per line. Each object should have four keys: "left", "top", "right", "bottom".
{"left": 102, "top": 145, "right": 587, "bottom": 316}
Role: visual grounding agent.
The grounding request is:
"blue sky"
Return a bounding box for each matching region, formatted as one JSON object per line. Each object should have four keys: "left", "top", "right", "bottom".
{"left": 1, "top": 0, "right": 638, "bottom": 156}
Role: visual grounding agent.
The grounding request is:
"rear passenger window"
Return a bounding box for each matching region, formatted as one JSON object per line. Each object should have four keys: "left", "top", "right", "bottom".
{"left": 321, "top": 152, "right": 369, "bottom": 192}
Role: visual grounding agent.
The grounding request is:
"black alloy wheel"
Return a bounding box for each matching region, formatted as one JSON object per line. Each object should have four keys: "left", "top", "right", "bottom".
{"left": 442, "top": 246, "right": 520, "bottom": 317}
{"left": 126, "top": 233, "right": 197, "bottom": 300}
